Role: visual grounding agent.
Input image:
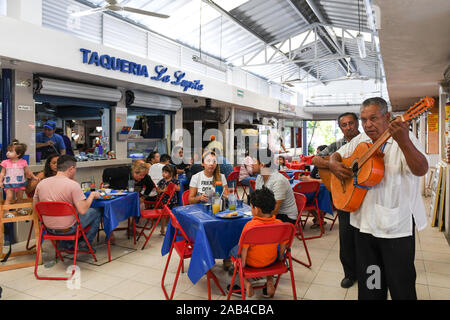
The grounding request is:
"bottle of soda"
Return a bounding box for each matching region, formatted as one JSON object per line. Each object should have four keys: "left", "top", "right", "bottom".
{"left": 215, "top": 181, "right": 223, "bottom": 197}
{"left": 90, "top": 176, "right": 96, "bottom": 191}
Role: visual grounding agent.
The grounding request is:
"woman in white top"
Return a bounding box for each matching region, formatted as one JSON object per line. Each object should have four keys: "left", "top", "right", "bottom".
{"left": 188, "top": 151, "right": 228, "bottom": 204}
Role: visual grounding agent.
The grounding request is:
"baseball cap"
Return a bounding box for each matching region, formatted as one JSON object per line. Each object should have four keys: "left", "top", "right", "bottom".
{"left": 43, "top": 120, "right": 56, "bottom": 130}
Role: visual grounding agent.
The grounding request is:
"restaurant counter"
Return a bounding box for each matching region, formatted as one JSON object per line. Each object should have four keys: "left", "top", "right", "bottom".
{"left": 29, "top": 158, "right": 133, "bottom": 184}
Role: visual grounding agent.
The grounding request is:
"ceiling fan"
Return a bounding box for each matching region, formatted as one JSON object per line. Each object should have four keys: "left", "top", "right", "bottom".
{"left": 71, "top": 0, "right": 170, "bottom": 18}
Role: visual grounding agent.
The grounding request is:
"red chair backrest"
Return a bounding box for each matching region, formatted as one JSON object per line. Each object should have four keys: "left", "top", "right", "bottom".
{"left": 293, "top": 192, "right": 307, "bottom": 214}
{"left": 293, "top": 180, "right": 320, "bottom": 195}
{"left": 35, "top": 201, "right": 80, "bottom": 227}
{"left": 227, "top": 170, "right": 239, "bottom": 182}
{"left": 155, "top": 182, "right": 177, "bottom": 208}
{"left": 285, "top": 162, "right": 292, "bottom": 169}
{"left": 166, "top": 205, "right": 191, "bottom": 243}
{"left": 236, "top": 223, "right": 295, "bottom": 256}
{"left": 279, "top": 171, "right": 290, "bottom": 179}
{"left": 293, "top": 171, "right": 306, "bottom": 180}
{"left": 233, "top": 166, "right": 241, "bottom": 172}
{"left": 182, "top": 190, "right": 190, "bottom": 206}
{"left": 249, "top": 179, "right": 256, "bottom": 192}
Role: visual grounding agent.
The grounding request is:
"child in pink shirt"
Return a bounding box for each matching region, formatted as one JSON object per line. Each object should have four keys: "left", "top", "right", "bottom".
{"left": 0, "top": 140, "right": 39, "bottom": 217}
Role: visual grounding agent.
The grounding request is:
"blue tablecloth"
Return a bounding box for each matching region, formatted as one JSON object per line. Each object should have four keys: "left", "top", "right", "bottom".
{"left": 285, "top": 169, "right": 305, "bottom": 179}
{"left": 161, "top": 203, "right": 252, "bottom": 284}
{"left": 89, "top": 192, "right": 141, "bottom": 239}
{"left": 290, "top": 181, "right": 334, "bottom": 215}
{"left": 177, "top": 174, "right": 190, "bottom": 206}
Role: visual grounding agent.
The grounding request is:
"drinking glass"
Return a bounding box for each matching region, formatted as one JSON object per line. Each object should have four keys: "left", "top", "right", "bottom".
{"left": 228, "top": 193, "right": 237, "bottom": 211}
{"left": 212, "top": 196, "right": 221, "bottom": 215}
{"left": 128, "top": 180, "right": 135, "bottom": 192}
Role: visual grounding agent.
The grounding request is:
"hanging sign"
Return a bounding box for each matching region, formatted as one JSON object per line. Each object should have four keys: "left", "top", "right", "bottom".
{"left": 80, "top": 48, "right": 204, "bottom": 92}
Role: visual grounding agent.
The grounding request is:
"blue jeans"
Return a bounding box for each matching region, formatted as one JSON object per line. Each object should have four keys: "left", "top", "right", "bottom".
{"left": 48, "top": 207, "right": 102, "bottom": 246}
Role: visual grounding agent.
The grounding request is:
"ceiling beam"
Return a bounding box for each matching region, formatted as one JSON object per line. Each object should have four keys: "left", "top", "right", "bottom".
{"left": 202, "top": 0, "right": 324, "bottom": 84}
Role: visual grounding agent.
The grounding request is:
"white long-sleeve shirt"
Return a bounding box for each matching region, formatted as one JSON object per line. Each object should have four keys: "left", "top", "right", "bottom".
{"left": 336, "top": 132, "right": 428, "bottom": 239}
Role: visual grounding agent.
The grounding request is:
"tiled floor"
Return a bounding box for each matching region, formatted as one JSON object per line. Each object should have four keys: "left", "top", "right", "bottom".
{"left": 1, "top": 196, "right": 449, "bottom": 300}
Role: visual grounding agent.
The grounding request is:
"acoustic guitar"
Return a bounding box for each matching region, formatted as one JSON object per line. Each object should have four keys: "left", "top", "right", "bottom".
{"left": 328, "top": 96, "right": 434, "bottom": 212}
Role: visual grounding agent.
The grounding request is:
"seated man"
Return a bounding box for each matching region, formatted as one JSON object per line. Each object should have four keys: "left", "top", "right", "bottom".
{"left": 33, "top": 155, "right": 101, "bottom": 251}
{"left": 228, "top": 187, "right": 287, "bottom": 298}
{"left": 252, "top": 148, "right": 298, "bottom": 225}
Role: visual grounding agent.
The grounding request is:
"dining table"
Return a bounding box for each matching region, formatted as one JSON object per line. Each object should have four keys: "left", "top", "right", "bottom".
{"left": 161, "top": 203, "right": 252, "bottom": 284}
{"left": 87, "top": 191, "right": 141, "bottom": 261}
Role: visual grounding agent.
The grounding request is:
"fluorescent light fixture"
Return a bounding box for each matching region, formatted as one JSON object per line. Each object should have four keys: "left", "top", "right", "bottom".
{"left": 192, "top": 55, "right": 227, "bottom": 73}
{"left": 356, "top": 33, "right": 367, "bottom": 59}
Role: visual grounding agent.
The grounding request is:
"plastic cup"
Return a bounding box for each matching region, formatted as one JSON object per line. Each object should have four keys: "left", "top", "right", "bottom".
{"left": 128, "top": 180, "right": 135, "bottom": 192}
{"left": 237, "top": 200, "right": 244, "bottom": 208}
{"left": 212, "top": 197, "right": 221, "bottom": 215}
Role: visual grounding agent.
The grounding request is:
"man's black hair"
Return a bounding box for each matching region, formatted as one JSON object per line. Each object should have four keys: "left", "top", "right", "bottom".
{"left": 57, "top": 154, "right": 77, "bottom": 171}
{"left": 249, "top": 186, "right": 276, "bottom": 215}
{"left": 256, "top": 148, "right": 273, "bottom": 168}
{"left": 160, "top": 154, "right": 172, "bottom": 163}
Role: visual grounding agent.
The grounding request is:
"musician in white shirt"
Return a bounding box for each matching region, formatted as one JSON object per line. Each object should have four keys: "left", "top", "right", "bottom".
{"left": 329, "top": 97, "right": 428, "bottom": 300}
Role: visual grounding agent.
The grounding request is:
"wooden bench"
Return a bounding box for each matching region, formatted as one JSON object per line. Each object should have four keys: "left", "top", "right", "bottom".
{"left": 0, "top": 199, "right": 42, "bottom": 272}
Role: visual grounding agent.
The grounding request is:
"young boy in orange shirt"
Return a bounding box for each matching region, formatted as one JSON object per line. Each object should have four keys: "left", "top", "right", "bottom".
{"left": 229, "top": 186, "right": 287, "bottom": 298}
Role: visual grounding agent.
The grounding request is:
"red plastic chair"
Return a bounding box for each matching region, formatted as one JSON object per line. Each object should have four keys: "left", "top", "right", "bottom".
{"left": 161, "top": 206, "right": 225, "bottom": 300}
{"left": 34, "top": 201, "right": 97, "bottom": 280}
{"left": 226, "top": 171, "right": 248, "bottom": 200}
{"left": 279, "top": 171, "right": 290, "bottom": 179}
{"left": 292, "top": 181, "right": 324, "bottom": 239}
{"left": 137, "top": 182, "right": 176, "bottom": 250}
{"left": 249, "top": 179, "right": 256, "bottom": 193}
{"left": 227, "top": 223, "right": 297, "bottom": 300}
{"left": 233, "top": 166, "right": 241, "bottom": 172}
{"left": 181, "top": 190, "right": 190, "bottom": 206}
{"left": 293, "top": 170, "right": 310, "bottom": 180}
{"left": 292, "top": 193, "right": 312, "bottom": 268}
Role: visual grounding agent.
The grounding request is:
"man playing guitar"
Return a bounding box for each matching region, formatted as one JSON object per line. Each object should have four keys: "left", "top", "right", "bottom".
{"left": 329, "top": 97, "right": 429, "bottom": 300}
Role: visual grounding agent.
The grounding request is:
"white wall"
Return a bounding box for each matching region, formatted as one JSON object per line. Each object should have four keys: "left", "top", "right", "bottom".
{"left": 0, "top": 15, "right": 284, "bottom": 115}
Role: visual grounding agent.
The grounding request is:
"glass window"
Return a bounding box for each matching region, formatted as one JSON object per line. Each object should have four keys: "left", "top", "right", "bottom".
{"left": 35, "top": 101, "right": 110, "bottom": 161}
{"left": 126, "top": 108, "right": 171, "bottom": 159}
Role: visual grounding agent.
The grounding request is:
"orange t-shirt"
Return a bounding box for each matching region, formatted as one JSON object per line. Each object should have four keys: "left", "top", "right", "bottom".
{"left": 239, "top": 215, "right": 283, "bottom": 268}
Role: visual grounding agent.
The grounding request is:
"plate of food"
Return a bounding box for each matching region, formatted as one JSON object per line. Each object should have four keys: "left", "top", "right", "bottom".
{"left": 97, "top": 195, "right": 116, "bottom": 200}
{"left": 109, "top": 191, "right": 128, "bottom": 196}
{"left": 215, "top": 210, "right": 244, "bottom": 219}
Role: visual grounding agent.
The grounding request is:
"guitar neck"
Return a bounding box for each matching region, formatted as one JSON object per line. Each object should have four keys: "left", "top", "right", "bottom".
{"left": 357, "top": 130, "right": 391, "bottom": 168}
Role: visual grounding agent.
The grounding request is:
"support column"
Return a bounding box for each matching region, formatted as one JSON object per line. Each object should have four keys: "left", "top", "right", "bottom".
{"left": 1, "top": 69, "right": 13, "bottom": 160}
{"left": 111, "top": 89, "right": 128, "bottom": 159}
{"left": 11, "top": 71, "right": 35, "bottom": 164}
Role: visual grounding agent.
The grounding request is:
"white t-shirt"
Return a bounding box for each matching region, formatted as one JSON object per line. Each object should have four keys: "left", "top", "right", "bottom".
{"left": 189, "top": 171, "right": 227, "bottom": 196}
{"left": 336, "top": 131, "right": 428, "bottom": 238}
{"left": 255, "top": 171, "right": 298, "bottom": 221}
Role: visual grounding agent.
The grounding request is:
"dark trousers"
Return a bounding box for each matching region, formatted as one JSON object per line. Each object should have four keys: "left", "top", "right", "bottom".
{"left": 355, "top": 226, "right": 417, "bottom": 300}
{"left": 338, "top": 210, "right": 357, "bottom": 280}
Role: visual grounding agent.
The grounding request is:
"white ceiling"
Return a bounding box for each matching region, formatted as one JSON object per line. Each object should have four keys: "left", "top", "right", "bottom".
{"left": 374, "top": 0, "right": 450, "bottom": 110}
